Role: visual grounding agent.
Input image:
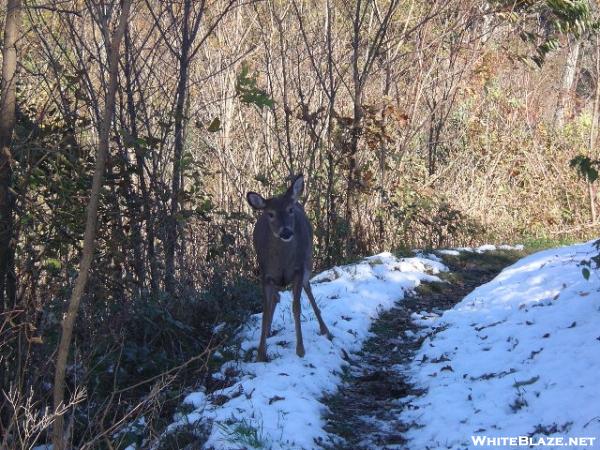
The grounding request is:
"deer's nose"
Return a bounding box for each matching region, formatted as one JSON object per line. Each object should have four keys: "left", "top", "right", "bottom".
{"left": 279, "top": 228, "right": 293, "bottom": 241}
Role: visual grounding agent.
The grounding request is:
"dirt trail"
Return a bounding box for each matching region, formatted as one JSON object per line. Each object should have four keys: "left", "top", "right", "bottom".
{"left": 321, "top": 250, "right": 524, "bottom": 450}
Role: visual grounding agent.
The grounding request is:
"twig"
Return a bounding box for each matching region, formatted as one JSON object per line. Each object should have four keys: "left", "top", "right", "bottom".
{"left": 584, "top": 416, "right": 600, "bottom": 428}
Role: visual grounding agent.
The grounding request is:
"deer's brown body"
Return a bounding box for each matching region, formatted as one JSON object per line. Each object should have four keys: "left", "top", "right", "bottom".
{"left": 247, "top": 175, "right": 331, "bottom": 362}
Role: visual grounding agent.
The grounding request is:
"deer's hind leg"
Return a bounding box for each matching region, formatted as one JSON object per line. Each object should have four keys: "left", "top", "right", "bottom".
{"left": 304, "top": 280, "right": 332, "bottom": 340}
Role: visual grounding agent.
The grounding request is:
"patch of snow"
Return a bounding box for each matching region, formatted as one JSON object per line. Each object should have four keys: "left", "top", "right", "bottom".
{"left": 166, "top": 252, "right": 446, "bottom": 449}
{"left": 411, "top": 311, "right": 441, "bottom": 327}
{"left": 183, "top": 390, "right": 207, "bottom": 410}
{"left": 413, "top": 250, "right": 443, "bottom": 262}
{"left": 438, "top": 249, "right": 461, "bottom": 256}
{"left": 475, "top": 244, "right": 497, "bottom": 252}
{"left": 499, "top": 244, "right": 524, "bottom": 251}
{"left": 401, "top": 240, "right": 600, "bottom": 449}
{"left": 439, "top": 243, "right": 523, "bottom": 256}
{"left": 213, "top": 322, "right": 226, "bottom": 334}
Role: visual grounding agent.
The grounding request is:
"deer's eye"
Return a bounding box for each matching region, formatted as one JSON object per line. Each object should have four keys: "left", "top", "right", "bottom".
{"left": 288, "top": 207, "right": 293, "bottom": 215}
{"left": 267, "top": 211, "right": 275, "bottom": 219}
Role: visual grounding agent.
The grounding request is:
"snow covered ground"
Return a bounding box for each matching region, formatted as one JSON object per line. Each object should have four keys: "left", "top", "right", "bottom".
{"left": 157, "top": 241, "right": 599, "bottom": 450}
{"left": 401, "top": 240, "right": 600, "bottom": 449}
{"left": 164, "top": 253, "right": 447, "bottom": 449}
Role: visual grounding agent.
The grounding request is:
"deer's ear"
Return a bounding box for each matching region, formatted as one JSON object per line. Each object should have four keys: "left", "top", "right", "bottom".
{"left": 247, "top": 192, "right": 267, "bottom": 210}
{"left": 290, "top": 174, "right": 304, "bottom": 201}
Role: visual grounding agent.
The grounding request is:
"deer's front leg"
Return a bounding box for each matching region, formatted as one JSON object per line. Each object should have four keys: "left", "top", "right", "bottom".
{"left": 292, "top": 275, "right": 305, "bottom": 357}
{"left": 267, "top": 291, "right": 280, "bottom": 336}
{"left": 257, "top": 280, "right": 276, "bottom": 362}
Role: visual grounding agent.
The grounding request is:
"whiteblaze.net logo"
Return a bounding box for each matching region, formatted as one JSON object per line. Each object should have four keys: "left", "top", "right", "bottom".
{"left": 471, "top": 435, "right": 597, "bottom": 447}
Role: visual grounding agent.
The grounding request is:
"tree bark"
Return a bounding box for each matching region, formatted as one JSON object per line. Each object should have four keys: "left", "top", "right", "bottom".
{"left": 554, "top": 35, "right": 580, "bottom": 128}
{"left": 52, "top": 1, "right": 132, "bottom": 448}
{"left": 0, "top": 0, "right": 21, "bottom": 310}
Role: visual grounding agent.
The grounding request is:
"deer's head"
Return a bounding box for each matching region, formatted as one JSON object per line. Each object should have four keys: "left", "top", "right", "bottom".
{"left": 246, "top": 175, "right": 304, "bottom": 242}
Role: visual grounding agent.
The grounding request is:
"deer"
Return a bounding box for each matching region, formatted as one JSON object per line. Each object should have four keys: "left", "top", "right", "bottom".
{"left": 246, "top": 174, "right": 332, "bottom": 362}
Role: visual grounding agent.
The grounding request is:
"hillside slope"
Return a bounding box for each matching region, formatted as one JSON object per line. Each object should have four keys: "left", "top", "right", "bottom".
{"left": 401, "top": 241, "right": 600, "bottom": 449}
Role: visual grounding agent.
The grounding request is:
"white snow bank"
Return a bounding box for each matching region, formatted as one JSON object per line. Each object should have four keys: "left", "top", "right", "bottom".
{"left": 402, "top": 240, "right": 600, "bottom": 449}
{"left": 168, "top": 252, "right": 446, "bottom": 449}
{"left": 438, "top": 244, "right": 524, "bottom": 255}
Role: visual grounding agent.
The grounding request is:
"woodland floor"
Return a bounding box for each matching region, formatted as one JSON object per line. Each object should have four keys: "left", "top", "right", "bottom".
{"left": 321, "top": 250, "right": 525, "bottom": 450}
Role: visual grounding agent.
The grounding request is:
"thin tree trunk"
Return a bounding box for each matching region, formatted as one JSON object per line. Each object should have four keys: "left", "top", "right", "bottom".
{"left": 122, "top": 29, "right": 146, "bottom": 297}
{"left": 52, "top": 2, "right": 132, "bottom": 448}
{"left": 0, "top": 0, "right": 21, "bottom": 310}
{"left": 588, "top": 35, "right": 600, "bottom": 223}
{"left": 346, "top": 0, "right": 363, "bottom": 257}
{"left": 324, "top": 0, "right": 336, "bottom": 266}
{"left": 165, "top": 0, "right": 192, "bottom": 295}
{"left": 587, "top": 182, "right": 596, "bottom": 223}
{"left": 554, "top": 35, "right": 580, "bottom": 128}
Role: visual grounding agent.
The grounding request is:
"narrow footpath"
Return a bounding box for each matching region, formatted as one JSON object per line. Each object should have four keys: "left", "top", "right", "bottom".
{"left": 321, "top": 250, "right": 524, "bottom": 450}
